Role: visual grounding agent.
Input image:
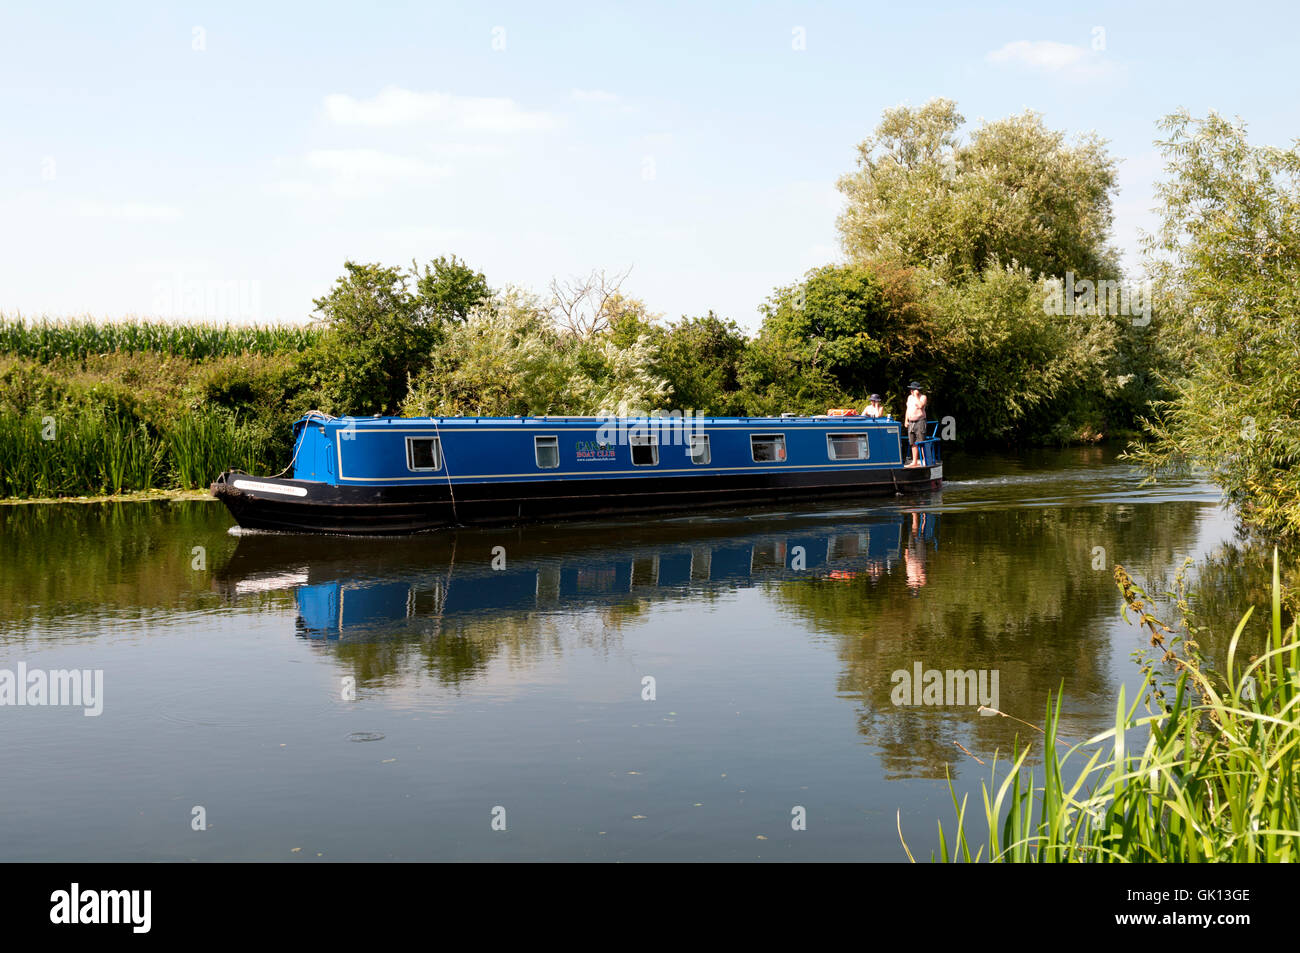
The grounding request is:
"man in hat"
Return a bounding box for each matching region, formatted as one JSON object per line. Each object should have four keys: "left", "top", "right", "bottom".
{"left": 904, "top": 381, "right": 927, "bottom": 467}
{"left": 863, "top": 394, "right": 885, "bottom": 418}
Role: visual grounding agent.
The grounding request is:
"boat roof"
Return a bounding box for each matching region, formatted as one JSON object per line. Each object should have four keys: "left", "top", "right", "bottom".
{"left": 296, "top": 413, "right": 899, "bottom": 427}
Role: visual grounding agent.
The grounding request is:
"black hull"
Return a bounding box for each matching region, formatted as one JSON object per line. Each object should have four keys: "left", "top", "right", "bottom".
{"left": 211, "top": 467, "right": 943, "bottom": 535}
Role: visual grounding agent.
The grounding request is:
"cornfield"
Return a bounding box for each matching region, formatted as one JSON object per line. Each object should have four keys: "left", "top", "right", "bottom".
{"left": 0, "top": 315, "right": 322, "bottom": 361}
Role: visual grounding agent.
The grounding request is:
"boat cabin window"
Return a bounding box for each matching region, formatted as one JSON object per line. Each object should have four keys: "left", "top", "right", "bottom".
{"left": 751, "top": 434, "right": 786, "bottom": 463}
{"left": 535, "top": 435, "right": 560, "bottom": 469}
{"left": 406, "top": 436, "right": 443, "bottom": 471}
{"left": 827, "top": 433, "right": 869, "bottom": 461}
{"left": 630, "top": 432, "right": 659, "bottom": 466}
{"left": 688, "top": 433, "right": 711, "bottom": 465}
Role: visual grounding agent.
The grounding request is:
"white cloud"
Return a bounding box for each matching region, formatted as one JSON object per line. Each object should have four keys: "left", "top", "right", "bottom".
{"left": 380, "top": 225, "right": 470, "bottom": 244}
{"left": 426, "top": 142, "right": 509, "bottom": 159}
{"left": 71, "top": 202, "right": 181, "bottom": 222}
{"left": 133, "top": 257, "right": 215, "bottom": 273}
{"left": 324, "top": 86, "right": 557, "bottom": 132}
{"left": 264, "top": 179, "right": 322, "bottom": 201}
{"left": 264, "top": 148, "right": 453, "bottom": 201}
{"left": 986, "top": 40, "right": 1120, "bottom": 80}
{"left": 305, "top": 149, "right": 450, "bottom": 198}
{"left": 571, "top": 88, "right": 619, "bottom": 104}
{"left": 307, "top": 149, "right": 448, "bottom": 178}
{"left": 638, "top": 132, "right": 674, "bottom": 148}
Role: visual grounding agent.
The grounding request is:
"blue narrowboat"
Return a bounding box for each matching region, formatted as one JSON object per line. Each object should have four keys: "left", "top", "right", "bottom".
{"left": 210, "top": 412, "right": 943, "bottom": 534}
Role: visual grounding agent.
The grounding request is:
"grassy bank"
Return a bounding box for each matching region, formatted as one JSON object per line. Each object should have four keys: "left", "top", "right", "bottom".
{"left": 905, "top": 554, "right": 1300, "bottom": 862}
{"left": 0, "top": 488, "right": 214, "bottom": 505}
{"left": 0, "top": 408, "right": 286, "bottom": 497}
{"left": 1, "top": 301, "right": 1149, "bottom": 501}
{"left": 1, "top": 318, "right": 304, "bottom": 498}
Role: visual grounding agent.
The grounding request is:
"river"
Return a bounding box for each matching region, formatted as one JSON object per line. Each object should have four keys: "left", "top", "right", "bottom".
{"left": 0, "top": 446, "right": 1278, "bottom": 861}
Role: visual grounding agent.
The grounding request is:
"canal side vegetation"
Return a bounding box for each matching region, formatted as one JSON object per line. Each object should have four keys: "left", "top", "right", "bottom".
{"left": 1122, "top": 110, "right": 1300, "bottom": 541}
{"left": 905, "top": 554, "right": 1300, "bottom": 862}
{"left": 1, "top": 102, "right": 1297, "bottom": 547}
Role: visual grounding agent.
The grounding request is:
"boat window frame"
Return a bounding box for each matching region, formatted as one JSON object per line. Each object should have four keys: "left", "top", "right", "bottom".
{"left": 688, "top": 433, "right": 711, "bottom": 465}
{"left": 534, "top": 435, "right": 560, "bottom": 470}
{"left": 630, "top": 430, "right": 659, "bottom": 467}
{"left": 750, "top": 433, "right": 787, "bottom": 463}
{"left": 826, "top": 432, "right": 870, "bottom": 461}
{"left": 405, "top": 436, "right": 443, "bottom": 472}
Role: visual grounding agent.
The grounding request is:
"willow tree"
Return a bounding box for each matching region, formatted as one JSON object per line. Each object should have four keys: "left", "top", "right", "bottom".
{"left": 401, "top": 288, "right": 669, "bottom": 418}
{"left": 836, "top": 98, "right": 1120, "bottom": 282}
{"left": 1128, "top": 110, "right": 1300, "bottom": 538}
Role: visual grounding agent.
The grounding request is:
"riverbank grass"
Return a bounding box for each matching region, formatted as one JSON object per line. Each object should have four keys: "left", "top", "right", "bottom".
{"left": 907, "top": 551, "right": 1300, "bottom": 862}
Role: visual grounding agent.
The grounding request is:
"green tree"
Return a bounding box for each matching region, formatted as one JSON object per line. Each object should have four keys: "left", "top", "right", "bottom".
{"left": 742, "top": 263, "right": 934, "bottom": 415}
{"left": 1127, "top": 110, "right": 1300, "bottom": 538}
{"left": 414, "top": 254, "right": 491, "bottom": 322}
{"left": 928, "top": 264, "right": 1093, "bottom": 444}
{"left": 837, "top": 99, "right": 1120, "bottom": 282}
{"left": 401, "top": 288, "right": 669, "bottom": 417}
{"left": 307, "top": 256, "right": 490, "bottom": 416}
{"left": 647, "top": 313, "right": 750, "bottom": 415}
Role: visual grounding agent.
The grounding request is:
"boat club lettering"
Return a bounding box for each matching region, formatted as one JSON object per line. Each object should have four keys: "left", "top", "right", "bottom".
{"left": 575, "top": 439, "right": 615, "bottom": 460}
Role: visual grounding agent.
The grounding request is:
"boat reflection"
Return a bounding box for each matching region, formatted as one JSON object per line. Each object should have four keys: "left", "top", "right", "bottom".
{"left": 214, "top": 506, "right": 939, "bottom": 641}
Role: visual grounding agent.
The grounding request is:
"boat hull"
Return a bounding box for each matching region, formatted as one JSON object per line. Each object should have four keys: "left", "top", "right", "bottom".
{"left": 211, "top": 465, "right": 943, "bottom": 535}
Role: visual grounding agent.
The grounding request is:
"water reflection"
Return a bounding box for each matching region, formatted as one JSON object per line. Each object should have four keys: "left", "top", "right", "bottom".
{"left": 212, "top": 508, "right": 940, "bottom": 689}
{"left": 0, "top": 451, "right": 1286, "bottom": 858}
{"left": 222, "top": 511, "right": 933, "bottom": 626}
{"left": 207, "top": 492, "right": 1218, "bottom": 780}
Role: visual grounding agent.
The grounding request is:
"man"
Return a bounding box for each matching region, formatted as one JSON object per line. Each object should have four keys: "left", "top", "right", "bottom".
{"left": 904, "top": 381, "right": 927, "bottom": 467}
{"left": 863, "top": 394, "right": 884, "bottom": 418}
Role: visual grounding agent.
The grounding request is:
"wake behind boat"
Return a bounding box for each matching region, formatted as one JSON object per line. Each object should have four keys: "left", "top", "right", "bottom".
{"left": 211, "top": 411, "right": 943, "bottom": 534}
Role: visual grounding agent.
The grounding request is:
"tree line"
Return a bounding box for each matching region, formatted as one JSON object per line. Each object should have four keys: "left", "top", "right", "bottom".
{"left": 2, "top": 100, "right": 1298, "bottom": 541}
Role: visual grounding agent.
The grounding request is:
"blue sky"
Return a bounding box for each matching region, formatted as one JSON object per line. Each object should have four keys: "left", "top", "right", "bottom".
{"left": 2, "top": 1, "right": 1297, "bottom": 330}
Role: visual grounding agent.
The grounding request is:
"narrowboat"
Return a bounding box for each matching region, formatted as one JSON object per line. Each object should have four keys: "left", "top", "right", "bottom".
{"left": 210, "top": 412, "right": 943, "bottom": 535}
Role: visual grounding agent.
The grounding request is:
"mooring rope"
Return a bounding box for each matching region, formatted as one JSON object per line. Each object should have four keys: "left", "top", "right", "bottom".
{"left": 432, "top": 416, "right": 459, "bottom": 525}
{"left": 266, "top": 410, "right": 335, "bottom": 479}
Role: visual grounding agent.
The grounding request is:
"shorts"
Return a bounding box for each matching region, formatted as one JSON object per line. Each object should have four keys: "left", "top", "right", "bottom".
{"left": 907, "top": 419, "right": 926, "bottom": 446}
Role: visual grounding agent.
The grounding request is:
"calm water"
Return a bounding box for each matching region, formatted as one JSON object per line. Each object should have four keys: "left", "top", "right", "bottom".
{"left": 0, "top": 447, "right": 1278, "bottom": 861}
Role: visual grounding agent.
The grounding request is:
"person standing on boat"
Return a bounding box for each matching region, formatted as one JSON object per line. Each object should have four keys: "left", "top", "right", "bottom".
{"left": 864, "top": 394, "right": 885, "bottom": 418}
{"left": 904, "top": 382, "right": 927, "bottom": 467}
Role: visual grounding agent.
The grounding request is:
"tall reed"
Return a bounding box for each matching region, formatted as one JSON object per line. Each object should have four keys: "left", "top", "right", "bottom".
{"left": 906, "top": 552, "right": 1300, "bottom": 862}
{"left": 0, "top": 411, "right": 164, "bottom": 497}
{"left": 166, "top": 411, "right": 272, "bottom": 489}
{"left": 0, "top": 409, "right": 281, "bottom": 497}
